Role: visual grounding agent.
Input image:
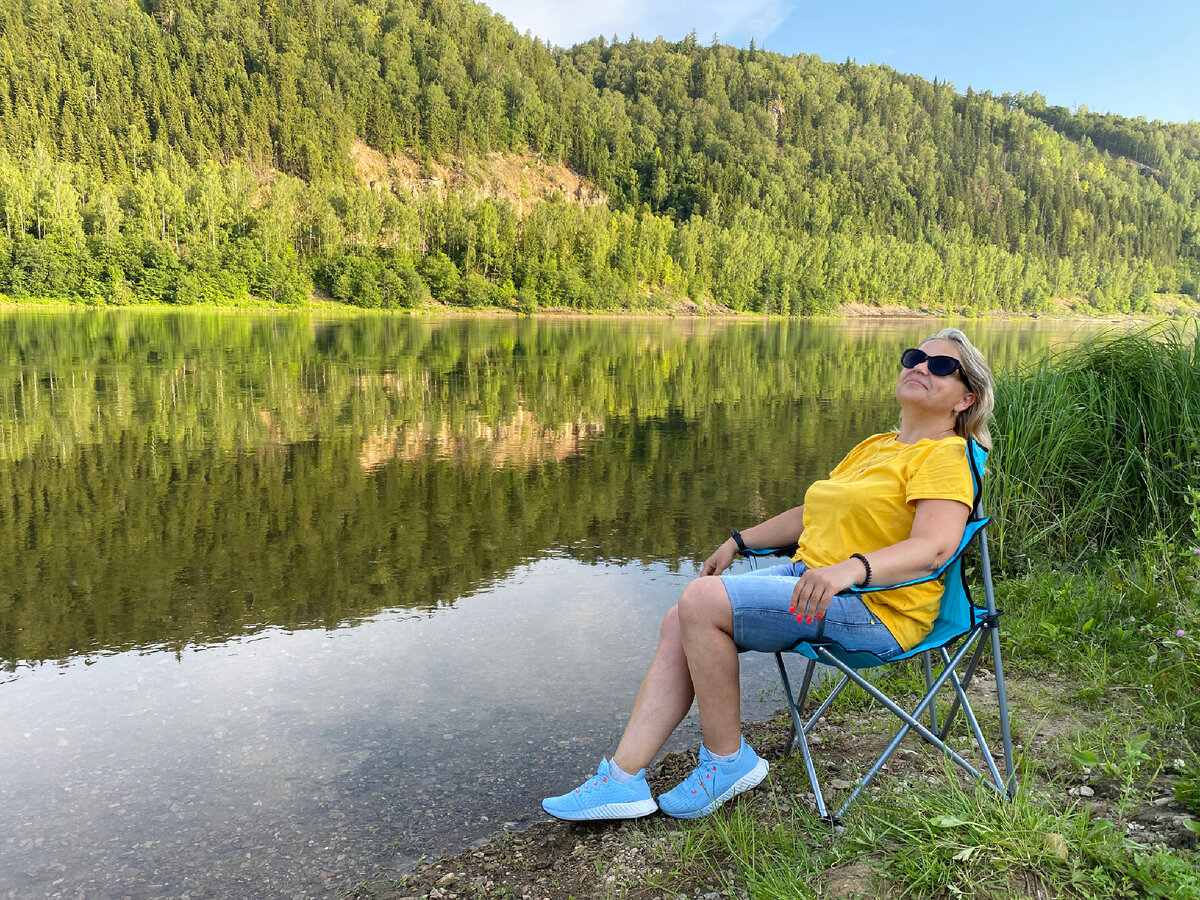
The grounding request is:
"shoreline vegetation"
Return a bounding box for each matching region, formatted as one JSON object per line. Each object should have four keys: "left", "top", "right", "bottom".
{"left": 2, "top": 293, "right": 1197, "bottom": 322}
{"left": 375, "top": 327, "right": 1200, "bottom": 900}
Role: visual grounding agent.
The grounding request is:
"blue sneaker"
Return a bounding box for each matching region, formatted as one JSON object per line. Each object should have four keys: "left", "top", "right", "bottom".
{"left": 657, "top": 739, "right": 769, "bottom": 819}
{"left": 541, "top": 759, "right": 659, "bottom": 821}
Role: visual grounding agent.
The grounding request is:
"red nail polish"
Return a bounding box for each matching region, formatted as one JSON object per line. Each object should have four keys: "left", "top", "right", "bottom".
{"left": 795, "top": 615, "right": 803, "bottom": 622}
{"left": 816, "top": 613, "right": 823, "bottom": 620}
{"left": 806, "top": 616, "right": 813, "bottom": 624}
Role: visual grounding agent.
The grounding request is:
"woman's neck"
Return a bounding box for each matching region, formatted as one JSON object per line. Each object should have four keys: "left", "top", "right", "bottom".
{"left": 896, "top": 416, "right": 958, "bottom": 444}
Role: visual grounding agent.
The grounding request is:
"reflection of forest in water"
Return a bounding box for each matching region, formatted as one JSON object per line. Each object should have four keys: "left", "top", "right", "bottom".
{"left": 0, "top": 311, "right": 1094, "bottom": 668}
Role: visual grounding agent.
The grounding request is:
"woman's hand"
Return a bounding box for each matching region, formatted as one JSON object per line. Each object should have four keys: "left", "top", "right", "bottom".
{"left": 700, "top": 506, "right": 806, "bottom": 578}
{"left": 701, "top": 540, "right": 738, "bottom": 576}
{"left": 789, "top": 559, "right": 865, "bottom": 623}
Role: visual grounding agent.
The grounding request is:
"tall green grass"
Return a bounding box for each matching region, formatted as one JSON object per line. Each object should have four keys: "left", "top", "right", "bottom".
{"left": 989, "top": 325, "right": 1200, "bottom": 569}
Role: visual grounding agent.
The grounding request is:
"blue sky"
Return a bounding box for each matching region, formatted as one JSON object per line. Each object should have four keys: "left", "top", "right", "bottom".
{"left": 483, "top": 1, "right": 1199, "bottom": 124}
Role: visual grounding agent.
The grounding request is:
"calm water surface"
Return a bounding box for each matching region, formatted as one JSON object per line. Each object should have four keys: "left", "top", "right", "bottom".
{"left": 0, "top": 311, "right": 1101, "bottom": 898}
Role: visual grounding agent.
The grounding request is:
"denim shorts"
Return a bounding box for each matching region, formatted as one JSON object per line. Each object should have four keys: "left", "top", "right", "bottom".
{"left": 720, "top": 561, "right": 904, "bottom": 659}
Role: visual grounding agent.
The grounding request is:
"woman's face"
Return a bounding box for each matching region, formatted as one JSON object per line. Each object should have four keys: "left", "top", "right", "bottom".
{"left": 894, "top": 338, "right": 976, "bottom": 418}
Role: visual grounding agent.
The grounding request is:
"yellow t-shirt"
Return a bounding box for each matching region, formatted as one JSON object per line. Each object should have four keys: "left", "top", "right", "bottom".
{"left": 794, "top": 433, "right": 975, "bottom": 650}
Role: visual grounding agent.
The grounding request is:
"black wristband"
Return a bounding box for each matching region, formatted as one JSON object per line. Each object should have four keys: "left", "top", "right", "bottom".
{"left": 850, "top": 552, "right": 872, "bottom": 588}
{"left": 731, "top": 530, "right": 747, "bottom": 553}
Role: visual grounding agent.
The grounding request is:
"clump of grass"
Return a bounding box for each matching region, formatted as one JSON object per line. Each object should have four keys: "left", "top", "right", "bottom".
{"left": 989, "top": 325, "right": 1200, "bottom": 569}
{"left": 678, "top": 761, "right": 1199, "bottom": 900}
{"left": 855, "top": 772, "right": 1200, "bottom": 900}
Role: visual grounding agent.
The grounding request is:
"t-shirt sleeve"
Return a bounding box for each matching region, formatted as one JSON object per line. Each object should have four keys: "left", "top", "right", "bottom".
{"left": 904, "top": 440, "right": 974, "bottom": 507}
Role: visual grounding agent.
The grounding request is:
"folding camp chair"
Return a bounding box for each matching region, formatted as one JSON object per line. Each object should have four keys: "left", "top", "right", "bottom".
{"left": 739, "top": 438, "right": 1015, "bottom": 825}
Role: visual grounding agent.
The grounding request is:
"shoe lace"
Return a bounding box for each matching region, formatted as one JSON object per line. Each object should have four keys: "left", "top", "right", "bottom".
{"left": 682, "top": 761, "right": 719, "bottom": 797}
{"left": 575, "top": 770, "right": 610, "bottom": 794}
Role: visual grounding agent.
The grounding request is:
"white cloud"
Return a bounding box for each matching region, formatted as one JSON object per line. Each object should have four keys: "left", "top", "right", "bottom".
{"left": 484, "top": 0, "right": 792, "bottom": 49}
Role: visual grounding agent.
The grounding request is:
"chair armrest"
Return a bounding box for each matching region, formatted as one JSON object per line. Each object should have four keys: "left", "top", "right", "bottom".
{"left": 735, "top": 516, "right": 990, "bottom": 595}
{"left": 736, "top": 544, "right": 799, "bottom": 559}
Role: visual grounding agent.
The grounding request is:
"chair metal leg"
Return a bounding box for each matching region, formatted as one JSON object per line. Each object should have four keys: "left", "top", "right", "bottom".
{"left": 775, "top": 652, "right": 830, "bottom": 820}
{"left": 923, "top": 651, "right": 938, "bottom": 733}
{"left": 938, "top": 637, "right": 985, "bottom": 741}
{"left": 827, "top": 633, "right": 1003, "bottom": 816}
{"left": 804, "top": 673, "right": 851, "bottom": 735}
{"left": 775, "top": 652, "right": 804, "bottom": 754}
{"left": 978, "top": 522, "right": 1017, "bottom": 798}
{"left": 990, "top": 625, "right": 1017, "bottom": 798}
{"left": 940, "top": 646, "right": 1008, "bottom": 794}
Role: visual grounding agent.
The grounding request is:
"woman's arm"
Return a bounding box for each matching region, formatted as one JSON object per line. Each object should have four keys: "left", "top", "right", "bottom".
{"left": 700, "top": 505, "right": 806, "bottom": 576}
{"left": 790, "top": 498, "right": 971, "bottom": 622}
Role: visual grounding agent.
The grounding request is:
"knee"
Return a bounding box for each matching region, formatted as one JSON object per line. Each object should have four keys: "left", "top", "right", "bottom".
{"left": 677, "top": 576, "right": 731, "bottom": 632}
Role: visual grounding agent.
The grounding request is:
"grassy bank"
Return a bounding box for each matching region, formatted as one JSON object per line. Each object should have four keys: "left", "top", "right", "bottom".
{"left": 389, "top": 327, "right": 1199, "bottom": 900}
{"left": 3, "top": 291, "right": 1199, "bottom": 322}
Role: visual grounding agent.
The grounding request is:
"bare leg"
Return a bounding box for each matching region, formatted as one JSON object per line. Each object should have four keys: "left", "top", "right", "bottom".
{"left": 611, "top": 605, "right": 695, "bottom": 773}
{"left": 612, "top": 576, "right": 742, "bottom": 771}
{"left": 677, "top": 576, "right": 742, "bottom": 756}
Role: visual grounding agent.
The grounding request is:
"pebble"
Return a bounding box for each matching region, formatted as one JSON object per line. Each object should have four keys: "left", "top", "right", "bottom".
{"left": 1068, "top": 785, "right": 1095, "bottom": 797}
{"left": 1041, "top": 832, "right": 1068, "bottom": 859}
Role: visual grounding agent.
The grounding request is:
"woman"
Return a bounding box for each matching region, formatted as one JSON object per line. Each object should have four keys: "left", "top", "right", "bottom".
{"left": 542, "top": 328, "right": 995, "bottom": 821}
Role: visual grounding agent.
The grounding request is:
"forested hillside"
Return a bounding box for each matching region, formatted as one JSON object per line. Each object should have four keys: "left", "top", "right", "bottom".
{"left": 1, "top": 0, "right": 1198, "bottom": 313}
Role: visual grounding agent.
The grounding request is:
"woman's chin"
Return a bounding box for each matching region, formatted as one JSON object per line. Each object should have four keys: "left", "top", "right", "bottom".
{"left": 895, "top": 383, "right": 928, "bottom": 405}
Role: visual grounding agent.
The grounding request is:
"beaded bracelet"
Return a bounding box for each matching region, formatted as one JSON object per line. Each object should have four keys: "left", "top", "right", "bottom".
{"left": 849, "top": 552, "right": 872, "bottom": 588}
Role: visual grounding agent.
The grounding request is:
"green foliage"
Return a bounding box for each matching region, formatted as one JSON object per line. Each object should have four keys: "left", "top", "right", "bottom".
{"left": 418, "top": 251, "right": 461, "bottom": 301}
{"left": 0, "top": 0, "right": 1198, "bottom": 310}
{"left": 1177, "top": 764, "right": 1200, "bottom": 817}
{"left": 859, "top": 777, "right": 1200, "bottom": 900}
{"left": 990, "top": 326, "right": 1200, "bottom": 567}
{"left": 690, "top": 767, "right": 1199, "bottom": 900}
{"left": 318, "top": 253, "right": 430, "bottom": 308}
{"left": 1070, "top": 733, "right": 1158, "bottom": 818}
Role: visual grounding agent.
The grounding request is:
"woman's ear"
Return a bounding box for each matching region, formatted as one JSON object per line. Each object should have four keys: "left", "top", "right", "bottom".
{"left": 955, "top": 392, "right": 976, "bottom": 415}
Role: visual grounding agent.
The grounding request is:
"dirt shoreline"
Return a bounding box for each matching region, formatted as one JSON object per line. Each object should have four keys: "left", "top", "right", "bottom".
{"left": 376, "top": 671, "right": 1196, "bottom": 900}
{"left": 371, "top": 714, "right": 800, "bottom": 900}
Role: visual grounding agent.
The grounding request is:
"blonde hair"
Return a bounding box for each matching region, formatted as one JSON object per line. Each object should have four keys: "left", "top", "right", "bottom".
{"left": 924, "top": 328, "right": 995, "bottom": 449}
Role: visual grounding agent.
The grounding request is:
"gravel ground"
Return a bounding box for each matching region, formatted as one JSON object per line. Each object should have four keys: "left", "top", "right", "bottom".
{"left": 373, "top": 675, "right": 1198, "bottom": 900}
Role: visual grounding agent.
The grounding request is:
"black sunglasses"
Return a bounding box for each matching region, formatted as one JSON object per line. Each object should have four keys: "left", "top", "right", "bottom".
{"left": 900, "top": 348, "right": 972, "bottom": 391}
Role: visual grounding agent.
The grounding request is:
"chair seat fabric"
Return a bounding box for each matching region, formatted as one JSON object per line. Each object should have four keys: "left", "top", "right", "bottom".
{"left": 789, "top": 515, "right": 990, "bottom": 668}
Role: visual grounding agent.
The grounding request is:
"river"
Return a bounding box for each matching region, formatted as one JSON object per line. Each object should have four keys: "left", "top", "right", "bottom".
{"left": 0, "top": 310, "right": 1104, "bottom": 898}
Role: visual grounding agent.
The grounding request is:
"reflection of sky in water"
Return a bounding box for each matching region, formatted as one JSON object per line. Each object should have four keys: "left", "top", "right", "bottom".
{"left": 0, "top": 554, "right": 784, "bottom": 899}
